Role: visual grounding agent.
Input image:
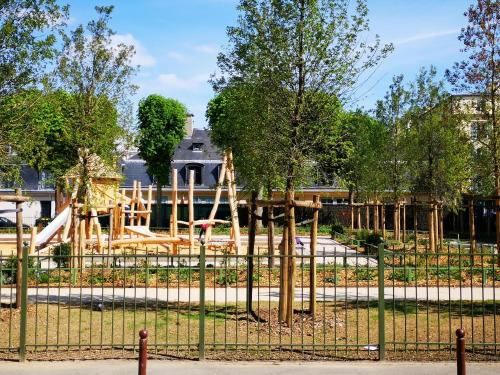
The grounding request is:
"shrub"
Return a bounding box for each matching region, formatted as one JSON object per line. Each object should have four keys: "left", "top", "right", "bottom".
{"left": 354, "top": 268, "right": 376, "bottom": 281}
{"left": 52, "top": 243, "right": 71, "bottom": 268}
{"left": 389, "top": 268, "right": 415, "bottom": 282}
{"left": 355, "top": 229, "right": 371, "bottom": 242}
{"left": 330, "top": 219, "right": 345, "bottom": 238}
{"left": 216, "top": 270, "right": 237, "bottom": 285}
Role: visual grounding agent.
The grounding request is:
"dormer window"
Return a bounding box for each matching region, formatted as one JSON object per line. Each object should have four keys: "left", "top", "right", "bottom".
{"left": 192, "top": 143, "right": 203, "bottom": 152}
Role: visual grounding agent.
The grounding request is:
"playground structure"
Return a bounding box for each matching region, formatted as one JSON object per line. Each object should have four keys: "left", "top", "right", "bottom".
{"left": 13, "top": 150, "right": 242, "bottom": 259}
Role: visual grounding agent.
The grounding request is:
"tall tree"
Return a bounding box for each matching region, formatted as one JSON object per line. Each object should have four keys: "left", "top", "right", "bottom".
{"left": 137, "top": 95, "right": 186, "bottom": 226}
{"left": 375, "top": 75, "right": 411, "bottom": 239}
{"left": 213, "top": 0, "right": 391, "bottom": 324}
{"left": 56, "top": 5, "right": 137, "bottom": 200}
{"left": 408, "top": 67, "right": 472, "bottom": 250}
{"left": 446, "top": 0, "right": 499, "bottom": 253}
{"left": 0, "top": 0, "right": 68, "bottom": 182}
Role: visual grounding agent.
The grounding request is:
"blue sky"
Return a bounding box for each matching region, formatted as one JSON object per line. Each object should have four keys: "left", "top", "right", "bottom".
{"left": 67, "top": 0, "right": 475, "bottom": 128}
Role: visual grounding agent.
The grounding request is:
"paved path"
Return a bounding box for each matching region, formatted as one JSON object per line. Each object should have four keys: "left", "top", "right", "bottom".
{"left": 1, "top": 286, "right": 498, "bottom": 304}
{"left": 0, "top": 360, "right": 498, "bottom": 375}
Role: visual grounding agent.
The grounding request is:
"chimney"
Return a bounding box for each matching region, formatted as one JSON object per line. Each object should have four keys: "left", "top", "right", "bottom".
{"left": 185, "top": 113, "right": 194, "bottom": 137}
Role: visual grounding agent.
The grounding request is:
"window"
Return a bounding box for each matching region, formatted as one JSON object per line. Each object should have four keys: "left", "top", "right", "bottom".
{"left": 40, "top": 201, "right": 52, "bottom": 218}
{"left": 192, "top": 143, "right": 203, "bottom": 152}
{"left": 186, "top": 164, "right": 203, "bottom": 185}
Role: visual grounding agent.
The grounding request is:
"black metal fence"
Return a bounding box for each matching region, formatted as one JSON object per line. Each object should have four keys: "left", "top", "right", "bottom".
{"left": 0, "top": 242, "right": 498, "bottom": 361}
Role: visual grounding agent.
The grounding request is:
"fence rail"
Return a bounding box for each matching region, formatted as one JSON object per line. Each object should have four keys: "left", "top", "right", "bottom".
{"left": 0, "top": 241, "right": 498, "bottom": 361}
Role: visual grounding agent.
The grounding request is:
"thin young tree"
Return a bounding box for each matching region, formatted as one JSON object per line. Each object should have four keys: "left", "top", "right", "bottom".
{"left": 375, "top": 75, "right": 411, "bottom": 240}
{"left": 56, "top": 5, "right": 137, "bottom": 201}
{"left": 213, "top": 0, "right": 392, "bottom": 325}
{"left": 446, "top": 0, "right": 499, "bottom": 256}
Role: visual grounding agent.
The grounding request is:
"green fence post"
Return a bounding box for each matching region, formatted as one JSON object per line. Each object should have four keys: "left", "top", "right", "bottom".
{"left": 377, "top": 243, "right": 385, "bottom": 361}
{"left": 19, "top": 244, "right": 28, "bottom": 362}
{"left": 198, "top": 244, "right": 206, "bottom": 360}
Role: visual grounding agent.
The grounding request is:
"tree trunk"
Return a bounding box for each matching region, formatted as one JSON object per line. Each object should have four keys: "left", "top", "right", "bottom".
{"left": 365, "top": 204, "right": 370, "bottom": 230}
{"left": 255, "top": 187, "right": 264, "bottom": 233}
{"left": 357, "top": 206, "right": 361, "bottom": 230}
{"left": 246, "top": 192, "right": 257, "bottom": 314}
{"left": 349, "top": 190, "right": 354, "bottom": 231}
{"left": 402, "top": 203, "right": 406, "bottom": 243}
{"left": 381, "top": 204, "right": 386, "bottom": 239}
{"left": 394, "top": 202, "right": 400, "bottom": 242}
{"left": 413, "top": 201, "right": 418, "bottom": 251}
{"left": 374, "top": 202, "right": 379, "bottom": 235}
{"left": 469, "top": 198, "right": 476, "bottom": 253}
{"left": 267, "top": 197, "right": 275, "bottom": 268}
{"left": 309, "top": 195, "right": 319, "bottom": 316}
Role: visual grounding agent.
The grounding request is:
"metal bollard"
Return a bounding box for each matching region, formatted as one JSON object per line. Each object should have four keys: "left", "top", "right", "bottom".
{"left": 138, "top": 329, "right": 148, "bottom": 375}
{"left": 456, "top": 328, "right": 465, "bottom": 375}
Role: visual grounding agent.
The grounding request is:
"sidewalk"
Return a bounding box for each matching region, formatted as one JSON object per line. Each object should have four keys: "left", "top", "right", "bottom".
{"left": 0, "top": 360, "right": 498, "bottom": 375}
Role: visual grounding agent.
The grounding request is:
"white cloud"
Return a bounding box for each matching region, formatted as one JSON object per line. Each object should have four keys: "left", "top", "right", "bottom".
{"left": 167, "top": 51, "right": 188, "bottom": 62}
{"left": 158, "top": 73, "right": 209, "bottom": 90}
{"left": 111, "top": 33, "right": 156, "bottom": 67}
{"left": 395, "top": 29, "right": 460, "bottom": 46}
{"left": 193, "top": 44, "right": 218, "bottom": 54}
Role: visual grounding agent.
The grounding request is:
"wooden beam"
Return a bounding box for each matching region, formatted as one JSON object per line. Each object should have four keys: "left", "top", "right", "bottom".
{"left": 172, "top": 169, "right": 178, "bottom": 237}
{"left": 0, "top": 194, "right": 29, "bottom": 202}
{"left": 145, "top": 185, "right": 152, "bottom": 228}
{"left": 188, "top": 169, "right": 195, "bottom": 252}
{"left": 111, "top": 236, "right": 183, "bottom": 247}
{"left": 206, "top": 154, "right": 227, "bottom": 242}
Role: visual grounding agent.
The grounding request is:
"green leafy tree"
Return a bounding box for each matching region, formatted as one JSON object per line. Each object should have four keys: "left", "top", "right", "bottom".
{"left": 0, "top": 0, "right": 68, "bottom": 182}
{"left": 446, "top": 0, "right": 499, "bottom": 252}
{"left": 407, "top": 67, "right": 472, "bottom": 210}
{"left": 375, "top": 75, "right": 411, "bottom": 239}
{"left": 56, "top": 5, "right": 137, "bottom": 199}
{"left": 137, "top": 95, "right": 186, "bottom": 225}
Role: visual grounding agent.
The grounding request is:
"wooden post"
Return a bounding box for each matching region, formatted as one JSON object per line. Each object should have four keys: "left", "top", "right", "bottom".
{"left": 381, "top": 203, "right": 386, "bottom": 239}
{"left": 456, "top": 329, "right": 466, "bottom": 375}
{"left": 402, "top": 203, "right": 406, "bottom": 243}
{"left": 434, "top": 203, "right": 439, "bottom": 251}
{"left": 365, "top": 204, "right": 370, "bottom": 230}
{"left": 373, "top": 202, "right": 379, "bottom": 235}
{"left": 394, "top": 202, "right": 399, "bottom": 241}
{"left": 428, "top": 203, "right": 435, "bottom": 252}
{"left": 137, "top": 181, "right": 142, "bottom": 226}
{"left": 357, "top": 206, "right": 361, "bottom": 230}
{"left": 206, "top": 155, "right": 227, "bottom": 242}
{"left": 439, "top": 205, "right": 444, "bottom": 250}
{"left": 188, "top": 169, "right": 195, "bottom": 252}
{"left": 145, "top": 185, "right": 152, "bottom": 228}
{"left": 108, "top": 209, "right": 113, "bottom": 262}
{"left": 309, "top": 195, "right": 319, "bottom": 316}
{"left": 72, "top": 202, "right": 79, "bottom": 269}
{"left": 79, "top": 217, "right": 86, "bottom": 269}
{"left": 286, "top": 190, "right": 296, "bottom": 327}
{"left": 267, "top": 198, "right": 275, "bottom": 268}
{"left": 279, "top": 201, "right": 289, "bottom": 323}
{"left": 138, "top": 330, "right": 148, "bottom": 375}
{"left": 171, "top": 169, "right": 178, "bottom": 237}
{"left": 413, "top": 201, "right": 418, "bottom": 251}
{"left": 29, "top": 227, "right": 37, "bottom": 254}
{"left": 469, "top": 199, "right": 476, "bottom": 253}
{"left": 130, "top": 180, "right": 137, "bottom": 226}
{"left": 15, "top": 188, "right": 23, "bottom": 309}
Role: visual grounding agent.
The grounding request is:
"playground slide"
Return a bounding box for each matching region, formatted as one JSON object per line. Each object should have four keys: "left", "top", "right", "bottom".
{"left": 35, "top": 206, "right": 70, "bottom": 246}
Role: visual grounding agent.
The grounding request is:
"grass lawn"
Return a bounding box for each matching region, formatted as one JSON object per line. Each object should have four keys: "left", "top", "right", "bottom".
{"left": 0, "top": 300, "right": 498, "bottom": 361}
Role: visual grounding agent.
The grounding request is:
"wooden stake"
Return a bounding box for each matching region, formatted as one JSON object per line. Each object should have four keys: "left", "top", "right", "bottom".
{"left": 357, "top": 206, "right": 361, "bottom": 230}
{"left": 29, "top": 227, "right": 37, "bottom": 254}
{"left": 279, "top": 202, "right": 289, "bottom": 323}
{"left": 413, "top": 200, "right": 418, "bottom": 251}
{"left": 146, "top": 185, "right": 152, "bottom": 228}
{"left": 188, "top": 169, "right": 195, "bottom": 252}
{"left": 309, "top": 195, "right": 319, "bottom": 316}
{"left": 402, "top": 203, "right": 406, "bottom": 243}
{"left": 286, "top": 190, "right": 296, "bottom": 327}
{"left": 365, "top": 204, "right": 370, "bottom": 230}
{"left": 79, "top": 217, "right": 86, "bottom": 269}
{"left": 438, "top": 204, "right": 444, "bottom": 251}
{"left": 172, "top": 169, "right": 178, "bottom": 237}
{"left": 130, "top": 180, "right": 137, "bottom": 226}
{"left": 206, "top": 155, "right": 227, "bottom": 242}
{"left": 374, "top": 202, "right": 379, "bottom": 235}
{"left": 428, "top": 203, "right": 435, "bottom": 252}
{"left": 15, "top": 188, "right": 23, "bottom": 309}
{"left": 469, "top": 199, "right": 476, "bottom": 253}
{"left": 381, "top": 204, "right": 386, "bottom": 239}
{"left": 267, "top": 198, "right": 275, "bottom": 268}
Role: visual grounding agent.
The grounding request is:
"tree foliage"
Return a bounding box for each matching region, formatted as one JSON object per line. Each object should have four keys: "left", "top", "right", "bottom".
{"left": 212, "top": 0, "right": 392, "bottom": 194}
{"left": 56, "top": 5, "right": 137, "bottom": 169}
{"left": 137, "top": 94, "right": 187, "bottom": 187}
{"left": 0, "top": 0, "right": 68, "bottom": 182}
